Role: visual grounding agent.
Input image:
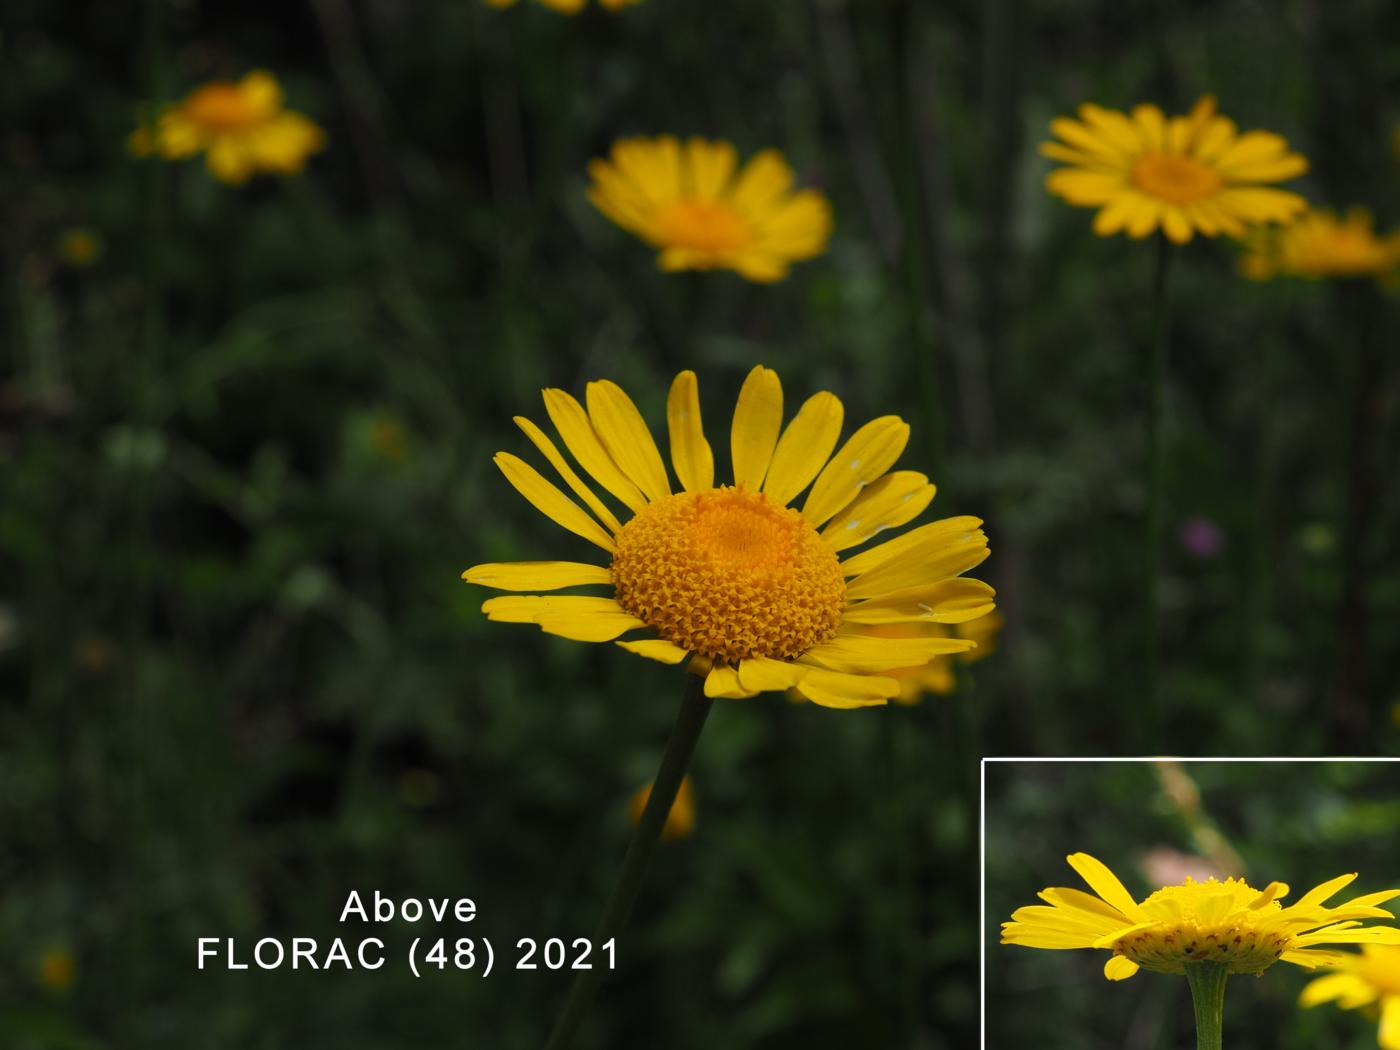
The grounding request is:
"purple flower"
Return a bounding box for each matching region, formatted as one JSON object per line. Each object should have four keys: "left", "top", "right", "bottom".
{"left": 1179, "top": 515, "right": 1225, "bottom": 558}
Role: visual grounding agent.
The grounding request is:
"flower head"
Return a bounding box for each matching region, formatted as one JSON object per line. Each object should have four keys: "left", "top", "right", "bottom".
{"left": 630, "top": 776, "right": 695, "bottom": 841}
{"left": 37, "top": 948, "right": 74, "bottom": 992}
{"left": 880, "top": 610, "right": 1002, "bottom": 703}
{"left": 58, "top": 228, "right": 103, "bottom": 267}
{"left": 1301, "top": 944, "right": 1400, "bottom": 1048}
{"left": 587, "top": 137, "right": 832, "bottom": 282}
{"left": 1042, "top": 95, "right": 1308, "bottom": 243}
{"left": 128, "top": 70, "right": 325, "bottom": 185}
{"left": 464, "top": 366, "right": 994, "bottom": 707}
{"left": 486, "top": 0, "right": 640, "bottom": 10}
{"left": 1003, "top": 852, "right": 1400, "bottom": 980}
{"left": 1240, "top": 208, "right": 1400, "bottom": 282}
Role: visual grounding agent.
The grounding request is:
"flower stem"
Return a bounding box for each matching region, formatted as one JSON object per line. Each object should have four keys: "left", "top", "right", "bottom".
{"left": 1183, "top": 960, "right": 1228, "bottom": 1050}
{"left": 542, "top": 671, "right": 713, "bottom": 1050}
{"left": 1143, "top": 234, "right": 1174, "bottom": 747}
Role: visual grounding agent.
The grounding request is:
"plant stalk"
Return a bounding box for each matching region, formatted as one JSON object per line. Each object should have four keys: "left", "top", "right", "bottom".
{"left": 1143, "top": 234, "right": 1173, "bottom": 746}
{"left": 542, "top": 671, "right": 713, "bottom": 1050}
{"left": 1183, "top": 960, "right": 1228, "bottom": 1050}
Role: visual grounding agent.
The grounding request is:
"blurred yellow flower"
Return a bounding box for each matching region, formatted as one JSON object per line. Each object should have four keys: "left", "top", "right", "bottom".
{"left": 462, "top": 366, "right": 994, "bottom": 707}
{"left": 38, "top": 948, "right": 74, "bottom": 992}
{"left": 128, "top": 70, "right": 325, "bottom": 185}
{"left": 1042, "top": 95, "right": 1308, "bottom": 243}
{"left": 882, "top": 610, "right": 1001, "bottom": 703}
{"left": 1301, "top": 944, "right": 1400, "bottom": 1049}
{"left": 1240, "top": 208, "right": 1400, "bottom": 282}
{"left": 1003, "top": 853, "right": 1400, "bottom": 981}
{"left": 629, "top": 775, "right": 695, "bottom": 840}
{"left": 485, "top": 0, "right": 640, "bottom": 10}
{"left": 58, "top": 228, "right": 103, "bottom": 267}
{"left": 587, "top": 137, "right": 832, "bottom": 282}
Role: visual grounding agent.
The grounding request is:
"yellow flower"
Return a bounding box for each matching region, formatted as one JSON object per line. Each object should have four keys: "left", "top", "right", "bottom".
{"left": 1003, "top": 853, "right": 1400, "bottom": 980}
{"left": 1301, "top": 944, "right": 1400, "bottom": 1049}
{"left": 58, "top": 228, "right": 103, "bottom": 267}
{"left": 587, "top": 137, "right": 833, "bottom": 282}
{"left": 38, "top": 948, "right": 74, "bottom": 992}
{"left": 1239, "top": 208, "right": 1400, "bottom": 281}
{"left": 485, "top": 0, "right": 640, "bottom": 10}
{"left": 1042, "top": 95, "right": 1308, "bottom": 244}
{"left": 128, "top": 70, "right": 325, "bottom": 185}
{"left": 629, "top": 775, "right": 695, "bottom": 841}
{"left": 883, "top": 610, "right": 1002, "bottom": 703}
{"left": 463, "top": 366, "right": 994, "bottom": 708}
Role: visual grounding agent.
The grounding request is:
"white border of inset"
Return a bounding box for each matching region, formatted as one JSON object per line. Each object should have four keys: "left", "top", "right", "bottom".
{"left": 979, "top": 756, "right": 1400, "bottom": 1050}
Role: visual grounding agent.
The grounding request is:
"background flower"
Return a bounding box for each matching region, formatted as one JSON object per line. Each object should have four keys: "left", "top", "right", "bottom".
{"left": 588, "top": 137, "right": 833, "bottom": 281}
{"left": 1043, "top": 95, "right": 1308, "bottom": 242}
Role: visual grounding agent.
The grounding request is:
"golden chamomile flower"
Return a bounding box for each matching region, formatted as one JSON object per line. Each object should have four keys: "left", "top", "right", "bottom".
{"left": 1003, "top": 853, "right": 1400, "bottom": 980}
{"left": 1240, "top": 208, "right": 1400, "bottom": 281}
{"left": 587, "top": 137, "right": 833, "bottom": 282}
{"left": 882, "top": 610, "right": 1002, "bottom": 703}
{"left": 485, "top": 0, "right": 640, "bottom": 10}
{"left": 463, "top": 366, "right": 995, "bottom": 708}
{"left": 1301, "top": 944, "right": 1400, "bottom": 1049}
{"left": 128, "top": 70, "right": 325, "bottom": 186}
{"left": 1042, "top": 95, "right": 1308, "bottom": 244}
{"left": 630, "top": 775, "right": 695, "bottom": 841}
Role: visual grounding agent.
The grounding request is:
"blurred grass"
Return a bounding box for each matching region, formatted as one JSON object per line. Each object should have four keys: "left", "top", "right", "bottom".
{"left": 2, "top": 0, "right": 1400, "bottom": 1047}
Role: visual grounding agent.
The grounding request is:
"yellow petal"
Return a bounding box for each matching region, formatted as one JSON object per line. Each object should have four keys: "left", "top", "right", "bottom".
{"left": 845, "top": 534, "right": 990, "bottom": 600}
{"left": 762, "top": 391, "right": 845, "bottom": 507}
{"left": 515, "top": 416, "right": 623, "bottom": 533}
{"left": 617, "top": 638, "right": 691, "bottom": 664}
{"left": 799, "top": 633, "right": 973, "bottom": 674}
{"left": 792, "top": 666, "right": 898, "bottom": 709}
{"left": 494, "top": 452, "right": 615, "bottom": 552}
{"left": 1104, "top": 956, "right": 1139, "bottom": 981}
{"left": 666, "top": 370, "right": 713, "bottom": 492}
{"left": 839, "top": 516, "right": 984, "bottom": 578}
{"left": 482, "top": 595, "right": 645, "bottom": 642}
{"left": 730, "top": 365, "right": 783, "bottom": 490}
{"left": 1380, "top": 996, "right": 1400, "bottom": 1049}
{"left": 685, "top": 137, "right": 738, "bottom": 199}
{"left": 586, "top": 380, "right": 671, "bottom": 502}
{"left": 802, "top": 416, "right": 910, "bottom": 527}
{"left": 841, "top": 578, "right": 996, "bottom": 625}
{"left": 542, "top": 388, "right": 647, "bottom": 514}
{"left": 462, "top": 561, "right": 611, "bottom": 590}
{"left": 1292, "top": 873, "right": 1358, "bottom": 911}
{"left": 1066, "top": 853, "right": 1143, "bottom": 919}
{"left": 704, "top": 663, "right": 759, "bottom": 699}
{"left": 821, "top": 471, "right": 935, "bottom": 552}
{"left": 736, "top": 656, "right": 807, "bottom": 693}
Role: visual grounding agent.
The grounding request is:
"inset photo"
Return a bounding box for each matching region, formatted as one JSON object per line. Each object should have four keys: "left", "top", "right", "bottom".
{"left": 983, "top": 759, "right": 1400, "bottom": 1050}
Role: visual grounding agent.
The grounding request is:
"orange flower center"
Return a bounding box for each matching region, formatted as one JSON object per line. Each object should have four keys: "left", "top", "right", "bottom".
{"left": 183, "top": 83, "right": 265, "bottom": 130}
{"left": 610, "top": 487, "right": 845, "bottom": 663}
{"left": 652, "top": 199, "right": 752, "bottom": 253}
{"left": 1131, "top": 152, "right": 1223, "bottom": 204}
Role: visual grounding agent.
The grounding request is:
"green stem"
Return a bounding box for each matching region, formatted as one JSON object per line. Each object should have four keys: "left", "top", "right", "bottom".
{"left": 1183, "top": 961, "right": 1228, "bottom": 1050}
{"left": 1143, "top": 234, "right": 1173, "bottom": 746}
{"left": 542, "top": 672, "right": 713, "bottom": 1050}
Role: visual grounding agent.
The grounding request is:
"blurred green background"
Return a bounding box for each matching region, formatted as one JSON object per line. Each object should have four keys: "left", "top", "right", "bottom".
{"left": 3, "top": 0, "right": 1399, "bottom": 1046}
{"left": 986, "top": 760, "right": 1400, "bottom": 1049}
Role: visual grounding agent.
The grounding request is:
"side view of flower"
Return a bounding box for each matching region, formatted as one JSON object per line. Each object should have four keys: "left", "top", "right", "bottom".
{"left": 588, "top": 138, "right": 833, "bottom": 281}
{"left": 485, "top": 0, "right": 640, "bottom": 11}
{"left": 128, "top": 70, "right": 325, "bottom": 185}
{"left": 1043, "top": 94, "right": 1308, "bottom": 243}
{"left": 1301, "top": 944, "right": 1400, "bottom": 1049}
{"left": 1239, "top": 207, "right": 1400, "bottom": 282}
{"left": 464, "top": 365, "right": 993, "bottom": 707}
{"left": 1003, "top": 852, "right": 1400, "bottom": 981}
